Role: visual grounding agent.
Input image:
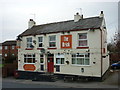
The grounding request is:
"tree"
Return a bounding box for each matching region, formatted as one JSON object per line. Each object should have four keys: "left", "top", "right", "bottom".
{"left": 107, "top": 30, "right": 120, "bottom": 63}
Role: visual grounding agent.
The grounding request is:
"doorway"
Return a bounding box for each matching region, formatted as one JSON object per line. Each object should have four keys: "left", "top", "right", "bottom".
{"left": 47, "top": 54, "right": 54, "bottom": 73}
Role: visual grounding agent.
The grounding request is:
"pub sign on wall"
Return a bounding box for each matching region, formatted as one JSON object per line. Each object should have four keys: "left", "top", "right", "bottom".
{"left": 61, "top": 35, "right": 72, "bottom": 49}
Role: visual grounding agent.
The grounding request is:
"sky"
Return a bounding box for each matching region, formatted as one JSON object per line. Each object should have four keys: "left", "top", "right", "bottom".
{"left": 0, "top": 0, "right": 119, "bottom": 43}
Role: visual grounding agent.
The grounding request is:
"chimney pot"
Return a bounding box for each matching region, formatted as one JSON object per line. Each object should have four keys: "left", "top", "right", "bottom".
{"left": 101, "top": 11, "right": 103, "bottom": 14}
{"left": 100, "top": 11, "right": 104, "bottom": 18}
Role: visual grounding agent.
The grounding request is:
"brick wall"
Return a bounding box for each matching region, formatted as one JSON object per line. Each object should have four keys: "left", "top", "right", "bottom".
{"left": 2, "top": 45, "right": 18, "bottom": 62}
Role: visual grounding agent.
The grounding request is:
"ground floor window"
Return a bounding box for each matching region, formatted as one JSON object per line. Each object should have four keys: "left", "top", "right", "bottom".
{"left": 40, "top": 65, "right": 44, "bottom": 71}
{"left": 40, "top": 54, "right": 44, "bottom": 63}
{"left": 56, "top": 54, "right": 65, "bottom": 65}
{"left": 72, "top": 53, "right": 90, "bottom": 65}
{"left": 24, "top": 54, "right": 35, "bottom": 63}
{"left": 40, "top": 54, "right": 44, "bottom": 71}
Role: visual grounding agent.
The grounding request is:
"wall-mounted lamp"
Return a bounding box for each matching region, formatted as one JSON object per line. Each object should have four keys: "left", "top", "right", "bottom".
{"left": 33, "top": 40, "right": 36, "bottom": 44}
{"left": 16, "top": 37, "right": 22, "bottom": 41}
{"left": 66, "top": 61, "right": 69, "bottom": 65}
{"left": 81, "top": 68, "right": 84, "bottom": 73}
{"left": 93, "top": 62, "right": 96, "bottom": 64}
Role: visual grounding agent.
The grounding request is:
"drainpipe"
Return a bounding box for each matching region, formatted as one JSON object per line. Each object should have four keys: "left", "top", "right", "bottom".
{"left": 100, "top": 28, "right": 103, "bottom": 78}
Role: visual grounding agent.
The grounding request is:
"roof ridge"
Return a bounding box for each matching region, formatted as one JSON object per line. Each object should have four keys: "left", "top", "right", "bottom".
{"left": 34, "top": 16, "right": 101, "bottom": 27}
{"left": 19, "top": 15, "right": 103, "bottom": 37}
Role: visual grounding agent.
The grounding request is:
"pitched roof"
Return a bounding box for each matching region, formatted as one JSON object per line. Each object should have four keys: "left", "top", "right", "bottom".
{"left": 19, "top": 16, "right": 103, "bottom": 37}
{"left": 2, "top": 40, "right": 16, "bottom": 46}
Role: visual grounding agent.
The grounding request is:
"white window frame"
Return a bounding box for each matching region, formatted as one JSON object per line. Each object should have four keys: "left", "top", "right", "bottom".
{"left": 5, "top": 54, "right": 7, "bottom": 57}
{"left": 5, "top": 46, "right": 8, "bottom": 50}
{"left": 0, "top": 46, "right": 2, "bottom": 50}
{"left": 40, "top": 54, "right": 44, "bottom": 64}
{"left": 49, "top": 35, "right": 56, "bottom": 48}
{"left": 38, "top": 37, "right": 43, "bottom": 48}
{"left": 26, "top": 37, "right": 32, "bottom": 48}
{"left": 24, "top": 54, "right": 35, "bottom": 64}
{"left": 12, "top": 45, "right": 15, "bottom": 49}
{"left": 55, "top": 54, "right": 65, "bottom": 65}
{"left": 78, "top": 33, "right": 88, "bottom": 47}
{"left": 71, "top": 53, "right": 90, "bottom": 66}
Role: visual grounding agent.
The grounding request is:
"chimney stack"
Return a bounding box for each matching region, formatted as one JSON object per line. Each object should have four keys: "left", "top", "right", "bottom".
{"left": 74, "top": 12, "right": 83, "bottom": 22}
{"left": 100, "top": 11, "right": 104, "bottom": 18}
{"left": 28, "top": 19, "right": 36, "bottom": 29}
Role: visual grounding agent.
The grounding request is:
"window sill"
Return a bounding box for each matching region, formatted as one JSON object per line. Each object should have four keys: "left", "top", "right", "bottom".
{"left": 25, "top": 48, "right": 33, "bottom": 50}
{"left": 55, "top": 64, "right": 65, "bottom": 65}
{"left": 37, "top": 48, "right": 44, "bottom": 50}
{"left": 24, "top": 63, "right": 35, "bottom": 64}
{"left": 76, "top": 47, "right": 89, "bottom": 49}
{"left": 48, "top": 47, "right": 57, "bottom": 49}
{"left": 71, "top": 64, "right": 91, "bottom": 67}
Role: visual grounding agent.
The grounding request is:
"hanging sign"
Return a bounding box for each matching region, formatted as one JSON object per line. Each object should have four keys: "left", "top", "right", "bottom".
{"left": 61, "top": 35, "right": 72, "bottom": 49}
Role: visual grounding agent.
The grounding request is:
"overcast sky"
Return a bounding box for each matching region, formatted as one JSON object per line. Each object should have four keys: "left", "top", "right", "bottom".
{"left": 0, "top": 0, "right": 119, "bottom": 43}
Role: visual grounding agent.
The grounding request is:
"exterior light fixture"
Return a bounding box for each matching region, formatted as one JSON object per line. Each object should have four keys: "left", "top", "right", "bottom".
{"left": 66, "top": 61, "right": 69, "bottom": 64}
{"left": 81, "top": 68, "right": 84, "bottom": 73}
{"left": 33, "top": 40, "right": 36, "bottom": 44}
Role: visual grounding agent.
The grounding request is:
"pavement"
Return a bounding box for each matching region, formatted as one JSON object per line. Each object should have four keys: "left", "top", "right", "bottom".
{"left": 2, "top": 70, "right": 120, "bottom": 88}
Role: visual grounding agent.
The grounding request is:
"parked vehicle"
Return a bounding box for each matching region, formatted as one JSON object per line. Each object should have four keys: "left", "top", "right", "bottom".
{"left": 111, "top": 61, "right": 120, "bottom": 69}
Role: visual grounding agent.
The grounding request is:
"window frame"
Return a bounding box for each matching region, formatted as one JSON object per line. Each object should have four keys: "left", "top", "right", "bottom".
{"left": 5, "top": 46, "right": 8, "bottom": 50}
{"left": 26, "top": 37, "right": 32, "bottom": 48}
{"left": 40, "top": 54, "right": 44, "bottom": 64}
{"left": 40, "top": 54, "right": 44, "bottom": 71}
{"left": 55, "top": 54, "right": 65, "bottom": 65}
{"left": 78, "top": 33, "right": 88, "bottom": 47}
{"left": 0, "top": 46, "right": 2, "bottom": 50}
{"left": 12, "top": 45, "right": 15, "bottom": 49}
{"left": 71, "top": 53, "right": 90, "bottom": 66}
{"left": 49, "top": 35, "right": 56, "bottom": 48}
{"left": 38, "top": 36, "right": 43, "bottom": 48}
{"left": 24, "top": 54, "right": 35, "bottom": 64}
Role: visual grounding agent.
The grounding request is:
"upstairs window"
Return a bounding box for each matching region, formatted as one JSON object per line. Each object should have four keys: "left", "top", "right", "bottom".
{"left": 12, "top": 46, "right": 15, "bottom": 49}
{"left": 78, "top": 33, "right": 88, "bottom": 47}
{"left": 38, "top": 37, "right": 43, "bottom": 47}
{"left": 24, "top": 54, "right": 35, "bottom": 63}
{"left": 49, "top": 35, "right": 56, "bottom": 47}
{"left": 0, "top": 46, "right": 2, "bottom": 50}
{"left": 5, "top": 46, "right": 8, "bottom": 50}
{"left": 27, "top": 37, "right": 32, "bottom": 48}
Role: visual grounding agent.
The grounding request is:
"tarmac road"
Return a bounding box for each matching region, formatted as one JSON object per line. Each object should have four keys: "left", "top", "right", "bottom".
{"left": 2, "top": 70, "right": 120, "bottom": 89}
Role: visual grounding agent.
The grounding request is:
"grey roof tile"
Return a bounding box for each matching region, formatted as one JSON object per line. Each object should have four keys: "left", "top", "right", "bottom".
{"left": 19, "top": 16, "right": 103, "bottom": 37}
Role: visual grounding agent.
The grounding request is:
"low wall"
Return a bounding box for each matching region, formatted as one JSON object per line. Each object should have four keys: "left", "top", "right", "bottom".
{"left": 2, "top": 61, "right": 17, "bottom": 78}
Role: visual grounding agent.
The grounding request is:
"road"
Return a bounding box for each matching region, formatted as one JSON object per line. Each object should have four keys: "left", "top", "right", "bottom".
{"left": 2, "top": 70, "right": 120, "bottom": 89}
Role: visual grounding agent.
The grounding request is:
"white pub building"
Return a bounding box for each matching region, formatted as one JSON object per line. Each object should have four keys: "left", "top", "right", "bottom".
{"left": 16, "top": 11, "right": 109, "bottom": 81}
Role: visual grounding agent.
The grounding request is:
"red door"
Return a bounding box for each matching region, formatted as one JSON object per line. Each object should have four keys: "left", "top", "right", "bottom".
{"left": 47, "top": 54, "right": 54, "bottom": 73}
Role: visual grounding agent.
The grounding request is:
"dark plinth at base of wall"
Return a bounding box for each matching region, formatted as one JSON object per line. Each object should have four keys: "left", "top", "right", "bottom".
{"left": 14, "top": 70, "right": 106, "bottom": 82}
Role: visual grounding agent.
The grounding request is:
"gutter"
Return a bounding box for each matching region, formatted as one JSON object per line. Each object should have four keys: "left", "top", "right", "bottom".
{"left": 100, "top": 28, "right": 103, "bottom": 78}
